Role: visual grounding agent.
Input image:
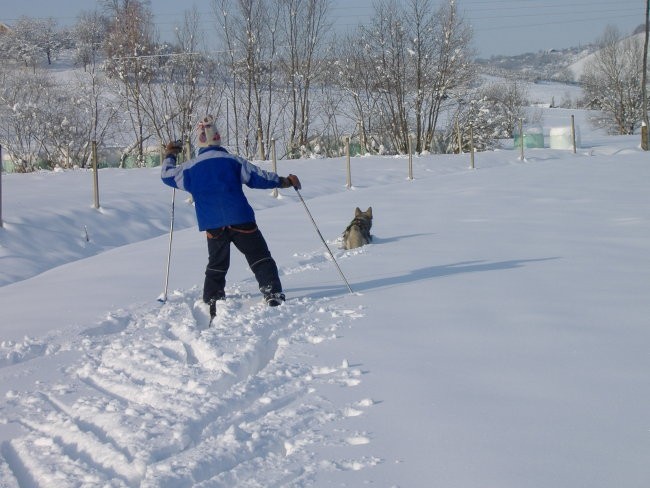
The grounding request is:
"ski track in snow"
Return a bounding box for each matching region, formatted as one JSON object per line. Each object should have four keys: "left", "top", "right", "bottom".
{"left": 0, "top": 252, "right": 375, "bottom": 487}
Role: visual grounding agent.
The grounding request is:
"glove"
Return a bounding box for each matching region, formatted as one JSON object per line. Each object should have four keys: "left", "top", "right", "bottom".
{"left": 165, "top": 140, "right": 183, "bottom": 156}
{"left": 280, "top": 174, "right": 301, "bottom": 189}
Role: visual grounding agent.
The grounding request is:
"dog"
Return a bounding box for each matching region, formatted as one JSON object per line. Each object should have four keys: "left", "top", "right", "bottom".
{"left": 342, "top": 207, "right": 373, "bottom": 250}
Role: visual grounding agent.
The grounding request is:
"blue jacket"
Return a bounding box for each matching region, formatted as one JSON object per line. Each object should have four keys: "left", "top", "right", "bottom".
{"left": 161, "top": 146, "right": 281, "bottom": 231}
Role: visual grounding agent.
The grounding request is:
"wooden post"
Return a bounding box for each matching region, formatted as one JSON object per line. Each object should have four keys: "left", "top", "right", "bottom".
{"left": 469, "top": 126, "right": 475, "bottom": 169}
{"left": 271, "top": 138, "right": 278, "bottom": 198}
{"left": 456, "top": 120, "right": 463, "bottom": 154}
{"left": 345, "top": 136, "right": 352, "bottom": 189}
{"left": 570, "top": 115, "right": 577, "bottom": 154}
{"left": 519, "top": 118, "right": 524, "bottom": 161}
{"left": 408, "top": 135, "right": 414, "bottom": 180}
{"left": 0, "top": 144, "right": 3, "bottom": 227}
{"left": 92, "top": 140, "right": 100, "bottom": 209}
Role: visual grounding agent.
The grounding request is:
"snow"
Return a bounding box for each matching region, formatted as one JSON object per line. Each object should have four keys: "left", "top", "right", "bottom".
{"left": 1, "top": 107, "right": 650, "bottom": 487}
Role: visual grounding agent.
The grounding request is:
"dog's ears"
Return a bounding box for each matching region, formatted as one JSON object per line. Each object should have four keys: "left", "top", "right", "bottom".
{"left": 354, "top": 207, "right": 372, "bottom": 217}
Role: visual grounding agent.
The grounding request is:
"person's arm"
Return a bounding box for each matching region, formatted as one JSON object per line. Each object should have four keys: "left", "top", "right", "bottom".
{"left": 239, "top": 157, "right": 301, "bottom": 190}
{"left": 161, "top": 141, "right": 186, "bottom": 190}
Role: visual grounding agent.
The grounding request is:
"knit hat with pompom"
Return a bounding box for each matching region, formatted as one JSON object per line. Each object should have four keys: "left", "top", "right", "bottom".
{"left": 197, "top": 115, "right": 221, "bottom": 147}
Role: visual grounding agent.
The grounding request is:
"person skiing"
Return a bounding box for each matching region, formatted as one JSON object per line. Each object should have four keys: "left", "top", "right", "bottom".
{"left": 161, "top": 115, "right": 301, "bottom": 316}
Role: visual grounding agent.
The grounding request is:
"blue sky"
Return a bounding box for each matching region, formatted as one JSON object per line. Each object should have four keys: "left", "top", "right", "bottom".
{"left": 0, "top": 0, "right": 644, "bottom": 57}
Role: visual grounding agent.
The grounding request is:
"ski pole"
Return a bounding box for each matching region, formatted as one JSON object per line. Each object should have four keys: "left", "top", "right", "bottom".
{"left": 159, "top": 187, "right": 176, "bottom": 302}
{"left": 294, "top": 187, "right": 354, "bottom": 294}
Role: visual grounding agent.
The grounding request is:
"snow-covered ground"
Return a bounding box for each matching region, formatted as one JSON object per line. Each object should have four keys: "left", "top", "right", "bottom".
{"left": 1, "top": 106, "right": 649, "bottom": 487}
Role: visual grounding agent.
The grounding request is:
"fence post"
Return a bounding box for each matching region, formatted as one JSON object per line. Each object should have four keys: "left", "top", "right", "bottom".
{"left": 469, "top": 126, "right": 475, "bottom": 169}
{"left": 571, "top": 115, "right": 577, "bottom": 154}
{"left": 92, "top": 140, "right": 100, "bottom": 209}
{"left": 0, "top": 144, "right": 3, "bottom": 228}
{"left": 345, "top": 136, "right": 352, "bottom": 189}
{"left": 408, "top": 135, "right": 414, "bottom": 180}
{"left": 271, "top": 138, "right": 278, "bottom": 198}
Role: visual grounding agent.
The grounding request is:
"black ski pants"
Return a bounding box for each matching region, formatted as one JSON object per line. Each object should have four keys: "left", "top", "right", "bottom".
{"left": 203, "top": 222, "right": 282, "bottom": 302}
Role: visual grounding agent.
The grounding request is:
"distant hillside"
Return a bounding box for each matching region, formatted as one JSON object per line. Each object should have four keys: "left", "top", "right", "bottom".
{"left": 476, "top": 45, "right": 597, "bottom": 83}
{"left": 566, "top": 32, "right": 646, "bottom": 81}
{"left": 477, "top": 27, "right": 649, "bottom": 84}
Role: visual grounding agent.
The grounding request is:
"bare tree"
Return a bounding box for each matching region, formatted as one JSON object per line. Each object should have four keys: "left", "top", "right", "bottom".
{"left": 360, "top": 0, "right": 410, "bottom": 153}
{"left": 480, "top": 80, "right": 529, "bottom": 137}
{"left": 0, "top": 13, "right": 117, "bottom": 171}
{"left": 103, "top": 0, "right": 157, "bottom": 166}
{"left": 35, "top": 18, "right": 62, "bottom": 65}
{"left": 420, "top": 0, "right": 474, "bottom": 151}
{"left": 311, "top": 50, "right": 348, "bottom": 157}
{"left": 333, "top": 33, "right": 381, "bottom": 154}
{"left": 257, "top": 2, "right": 283, "bottom": 157}
{"left": 136, "top": 7, "right": 221, "bottom": 156}
{"left": 0, "top": 22, "right": 39, "bottom": 70}
{"left": 581, "top": 26, "right": 645, "bottom": 135}
{"left": 406, "top": 0, "right": 435, "bottom": 152}
{"left": 34, "top": 79, "right": 118, "bottom": 169}
{"left": 217, "top": 0, "right": 283, "bottom": 158}
{"left": 71, "top": 9, "right": 121, "bottom": 165}
{"left": 0, "top": 67, "right": 119, "bottom": 171}
{"left": 348, "top": 0, "right": 474, "bottom": 154}
{"left": 217, "top": 0, "right": 240, "bottom": 152}
{"left": 279, "top": 0, "right": 332, "bottom": 158}
{"left": 442, "top": 81, "right": 528, "bottom": 154}
{"left": 0, "top": 68, "right": 50, "bottom": 171}
{"left": 73, "top": 10, "right": 110, "bottom": 72}
{"left": 0, "top": 17, "right": 65, "bottom": 71}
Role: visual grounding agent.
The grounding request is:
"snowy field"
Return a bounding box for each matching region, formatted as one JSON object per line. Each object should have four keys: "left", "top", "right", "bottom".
{"left": 1, "top": 106, "right": 649, "bottom": 487}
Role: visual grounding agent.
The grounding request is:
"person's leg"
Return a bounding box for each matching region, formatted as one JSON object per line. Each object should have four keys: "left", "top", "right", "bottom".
{"left": 230, "top": 223, "right": 283, "bottom": 297}
{"left": 203, "top": 228, "right": 231, "bottom": 303}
